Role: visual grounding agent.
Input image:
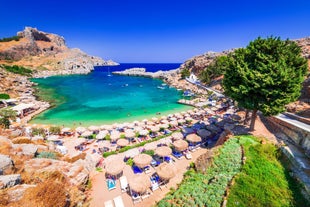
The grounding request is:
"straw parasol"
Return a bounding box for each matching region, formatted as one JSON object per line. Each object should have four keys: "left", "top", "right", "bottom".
{"left": 96, "top": 130, "right": 108, "bottom": 139}
{"left": 186, "top": 133, "right": 202, "bottom": 143}
{"left": 105, "top": 159, "right": 125, "bottom": 176}
{"left": 155, "top": 146, "right": 172, "bottom": 157}
{"left": 88, "top": 125, "right": 99, "bottom": 131}
{"left": 160, "top": 124, "right": 169, "bottom": 129}
{"left": 161, "top": 119, "right": 169, "bottom": 124}
{"left": 171, "top": 132, "right": 183, "bottom": 140}
{"left": 81, "top": 131, "right": 93, "bottom": 137}
{"left": 75, "top": 126, "right": 86, "bottom": 133}
{"left": 197, "top": 129, "right": 211, "bottom": 139}
{"left": 169, "top": 117, "right": 177, "bottom": 121}
{"left": 133, "top": 154, "right": 152, "bottom": 168}
{"left": 129, "top": 174, "right": 151, "bottom": 193}
{"left": 156, "top": 163, "right": 177, "bottom": 180}
{"left": 178, "top": 119, "right": 186, "bottom": 124}
{"left": 149, "top": 125, "right": 160, "bottom": 132}
{"left": 61, "top": 127, "right": 71, "bottom": 133}
{"left": 173, "top": 140, "right": 188, "bottom": 152}
{"left": 133, "top": 126, "right": 143, "bottom": 133}
{"left": 151, "top": 117, "right": 158, "bottom": 122}
{"left": 110, "top": 130, "right": 121, "bottom": 140}
{"left": 117, "top": 139, "right": 129, "bottom": 147}
{"left": 139, "top": 129, "right": 149, "bottom": 136}
{"left": 47, "top": 135, "right": 60, "bottom": 141}
{"left": 124, "top": 148, "right": 140, "bottom": 158}
{"left": 124, "top": 129, "right": 135, "bottom": 138}
{"left": 169, "top": 120, "right": 178, "bottom": 126}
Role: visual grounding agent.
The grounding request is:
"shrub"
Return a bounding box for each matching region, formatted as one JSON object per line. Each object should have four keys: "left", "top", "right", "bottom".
{"left": 103, "top": 151, "right": 117, "bottom": 158}
{"left": 126, "top": 158, "right": 134, "bottom": 166}
{"left": 0, "top": 93, "right": 10, "bottom": 100}
{"left": 49, "top": 126, "right": 60, "bottom": 135}
{"left": 2, "top": 64, "right": 32, "bottom": 76}
{"left": 142, "top": 150, "right": 154, "bottom": 156}
{"left": 0, "top": 36, "right": 21, "bottom": 42}
{"left": 31, "top": 128, "right": 46, "bottom": 137}
{"left": 36, "top": 151, "right": 58, "bottom": 159}
{"left": 181, "top": 68, "right": 190, "bottom": 79}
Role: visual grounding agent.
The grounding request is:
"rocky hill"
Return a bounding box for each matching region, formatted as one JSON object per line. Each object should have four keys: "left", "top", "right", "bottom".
{"left": 0, "top": 27, "right": 118, "bottom": 77}
{"left": 180, "top": 37, "right": 310, "bottom": 118}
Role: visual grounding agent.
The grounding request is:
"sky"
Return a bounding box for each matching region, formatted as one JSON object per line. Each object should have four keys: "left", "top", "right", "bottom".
{"left": 0, "top": 0, "right": 309, "bottom": 63}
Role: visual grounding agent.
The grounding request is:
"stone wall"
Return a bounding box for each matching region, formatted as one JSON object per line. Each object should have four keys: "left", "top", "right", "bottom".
{"left": 264, "top": 116, "right": 310, "bottom": 157}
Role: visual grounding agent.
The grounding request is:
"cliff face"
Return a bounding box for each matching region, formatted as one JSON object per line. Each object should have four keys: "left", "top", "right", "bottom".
{"left": 0, "top": 27, "right": 118, "bottom": 76}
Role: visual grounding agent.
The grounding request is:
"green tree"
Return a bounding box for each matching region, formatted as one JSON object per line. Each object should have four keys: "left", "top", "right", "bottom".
{"left": 0, "top": 108, "right": 17, "bottom": 129}
{"left": 223, "top": 37, "right": 308, "bottom": 131}
{"left": 180, "top": 68, "right": 190, "bottom": 79}
{"left": 199, "top": 55, "right": 228, "bottom": 84}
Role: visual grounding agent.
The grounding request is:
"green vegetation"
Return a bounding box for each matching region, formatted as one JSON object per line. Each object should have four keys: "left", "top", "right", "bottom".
{"left": 181, "top": 68, "right": 190, "bottom": 79}
{"left": 0, "top": 108, "right": 16, "bottom": 129}
{"left": 157, "top": 138, "right": 242, "bottom": 207}
{"left": 36, "top": 151, "right": 58, "bottom": 159}
{"left": 199, "top": 56, "right": 227, "bottom": 84}
{"left": 102, "top": 151, "right": 117, "bottom": 158}
{"left": 223, "top": 37, "right": 308, "bottom": 131}
{"left": 0, "top": 93, "right": 10, "bottom": 100}
{"left": 2, "top": 65, "right": 33, "bottom": 76}
{"left": 142, "top": 150, "right": 155, "bottom": 156}
{"left": 227, "top": 135, "right": 310, "bottom": 207}
{"left": 31, "top": 128, "right": 46, "bottom": 137}
{"left": 0, "top": 36, "right": 21, "bottom": 42}
{"left": 95, "top": 167, "right": 103, "bottom": 172}
{"left": 126, "top": 158, "right": 134, "bottom": 166}
{"left": 49, "top": 126, "right": 61, "bottom": 135}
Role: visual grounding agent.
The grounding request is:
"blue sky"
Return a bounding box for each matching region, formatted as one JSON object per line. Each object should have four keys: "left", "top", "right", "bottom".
{"left": 0, "top": 0, "right": 309, "bottom": 63}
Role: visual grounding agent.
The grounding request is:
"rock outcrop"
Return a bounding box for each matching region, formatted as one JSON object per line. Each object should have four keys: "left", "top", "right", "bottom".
{"left": 113, "top": 67, "right": 179, "bottom": 78}
{"left": 0, "top": 154, "right": 14, "bottom": 175}
{"left": 24, "top": 158, "right": 89, "bottom": 186}
{"left": 0, "top": 174, "right": 21, "bottom": 189}
{"left": 0, "top": 27, "right": 118, "bottom": 77}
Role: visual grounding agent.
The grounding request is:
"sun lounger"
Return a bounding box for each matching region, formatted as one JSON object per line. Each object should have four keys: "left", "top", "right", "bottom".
{"left": 104, "top": 200, "right": 114, "bottom": 207}
{"left": 120, "top": 176, "right": 128, "bottom": 193}
{"left": 141, "top": 190, "right": 152, "bottom": 200}
{"left": 132, "top": 165, "right": 143, "bottom": 174}
{"left": 113, "top": 196, "right": 125, "bottom": 207}
{"left": 131, "top": 192, "right": 142, "bottom": 203}
{"left": 107, "top": 179, "right": 116, "bottom": 191}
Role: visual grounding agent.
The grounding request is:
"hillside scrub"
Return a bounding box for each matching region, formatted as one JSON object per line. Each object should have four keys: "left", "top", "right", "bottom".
{"left": 0, "top": 93, "right": 10, "bottom": 99}
{"left": 0, "top": 36, "right": 21, "bottom": 42}
{"left": 2, "top": 64, "right": 32, "bottom": 76}
{"left": 157, "top": 137, "right": 242, "bottom": 207}
{"left": 227, "top": 135, "right": 310, "bottom": 207}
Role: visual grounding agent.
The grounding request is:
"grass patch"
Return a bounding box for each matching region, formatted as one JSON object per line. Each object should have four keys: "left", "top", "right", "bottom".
{"left": 0, "top": 93, "right": 10, "bottom": 100}
{"left": 157, "top": 137, "right": 242, "bottom": 207}
{"left": 227, "top": 135, "right": 310, "bottom": 207}
{"left": 2, "top": 64, "right": 32, "bottom": 76}
{"left": 0, "top": 36, "right": 21, "bottom": 42}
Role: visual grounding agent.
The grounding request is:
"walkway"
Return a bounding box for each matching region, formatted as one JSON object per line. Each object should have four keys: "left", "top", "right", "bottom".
{"left": 276, "top": 114, "right": 310, "bottom": 133}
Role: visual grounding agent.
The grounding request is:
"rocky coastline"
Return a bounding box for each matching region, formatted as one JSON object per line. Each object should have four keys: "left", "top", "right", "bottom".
{"left": 112, "top": 67, "right": 179, "bottom": 79}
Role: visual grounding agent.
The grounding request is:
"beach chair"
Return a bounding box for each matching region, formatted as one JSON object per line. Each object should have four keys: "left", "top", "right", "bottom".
{"left": 131, "top": 192, "right": 142, "bottom": 203}
{"left": 104, "top": 200, "right": 114, "bottom": 207}
{"left": 132, "top": 165, "right": 143, "bottom": 174}
{"left": 120, "top": 176, "right": 128, "bottom": 193}
{"left": 113, "top": 196, "right": 125, "bottom": 207}
{"left": 106, "top": 179, "right": 116, "bottom": 191}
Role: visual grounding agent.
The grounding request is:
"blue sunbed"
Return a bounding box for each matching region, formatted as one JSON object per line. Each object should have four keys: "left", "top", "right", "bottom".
{"left": 132, "top": 165, "right": 143, "bottom": 174}
{"left": 107, "top": 179, "right": 116, "bottom": 191}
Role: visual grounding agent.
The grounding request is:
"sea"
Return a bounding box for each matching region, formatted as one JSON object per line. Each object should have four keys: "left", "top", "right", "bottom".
{"left": 30, "top": 63, "right": 192, "bottom": 127}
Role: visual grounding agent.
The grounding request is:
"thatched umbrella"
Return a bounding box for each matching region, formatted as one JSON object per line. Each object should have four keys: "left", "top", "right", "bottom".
{"left": 161, "top": 119, "right": 169, "bottom": 124}
{"left": 171, "top": 132, "right": 183, "bottom": 140}
{"left": 88, "top": 125, "right": 99, "bottom": 131}
{"left": 129, "top": 174, "right": 151, "bottom": 193}
{"left": 124, "top": 148, "right": 140, "bottom": 158}
{"left": 156, "top": 163, "right": 176, "bottom": 180}
{"left": 177, "top": 119, "right": 186, "bottom": 124}
{"left": 151, "top": 117, "right": 158, "bottom": 122}
{"left": 96, "top": 130, "right": 108, "bottom": 139}
{"left": 155, "top": 146, "right": 172, "bottom": 157}
{"left": 144, "top": 142, "right": 158, "bottom": 151}
{"left": 47, "top": 135, "right": 60, "bottom": 141}
{"left": 160, "top": 124, "right": 169, "bottom": 129}
{"left": 186, "top": 133, "right": 202, "bottom": 143}
{"left": 173, "top": 140, "right": 188, "bottom": 152}
{"left": 139, "top": 129, "right": 149, "bottom": 136}
{"left": 105, "top": 157, "right": 125, "bottom": 176}
{"left": 133, "top": 154, "right": 152, "bottom": 168}
{"left": 81, "top": 131, "right": 93, "bottom": 137}
{"left": 110, "top": 130, "right": 121, "bottom": 141}
{"left": 197, "top": 129, "right": 211, "bottom": 139}
{"left": 76, "top": 126, "right": 86, "bottom": 133}
{"left": 146, "top": 121, "right": 155, "bottom": 126}
{"left": 61, "top": 127, "right": 71, "bottom": 133}
{"left": 124, "top": 129, "right": 135, "bottom": 138}
{"left": 169, "top": 120, "right": 178, "bottom": 126}
{"left": 133, "top": 126, "right": 143, "bottom": 133}
{"left": 117, "top": 139, "right": 129, "bottom": 147}
{"left": 150, "top": 125, "right": 160, "bottom": 132}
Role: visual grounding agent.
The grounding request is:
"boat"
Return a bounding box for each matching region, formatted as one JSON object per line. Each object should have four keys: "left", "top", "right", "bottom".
{"left": 107, "top": 67, "right": 112, "bottom": 77}
{"left": 157, "top": 86, "right": 165, "bottom": 89}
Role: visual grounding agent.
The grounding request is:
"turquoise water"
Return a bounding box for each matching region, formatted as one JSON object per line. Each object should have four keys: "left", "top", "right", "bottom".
{"left": 30, "top": 65, "right": 192, "bottom": 127}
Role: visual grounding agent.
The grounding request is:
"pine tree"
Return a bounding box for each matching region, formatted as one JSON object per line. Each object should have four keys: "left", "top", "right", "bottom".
{"left": 223, "top": 37, "right": 308, "bottom": 131}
